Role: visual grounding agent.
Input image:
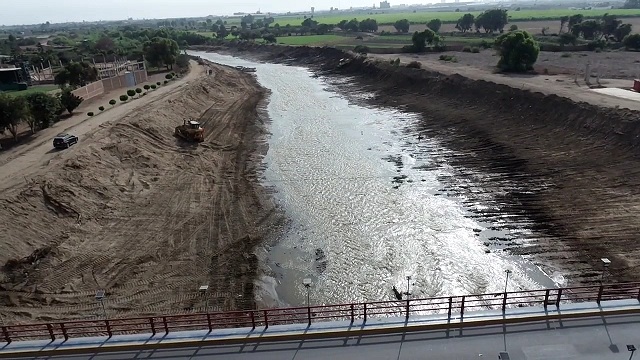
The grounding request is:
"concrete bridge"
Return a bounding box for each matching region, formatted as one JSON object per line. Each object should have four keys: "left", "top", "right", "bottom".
{"left": 1, "top": 283, "right": 640, "bottom": 359}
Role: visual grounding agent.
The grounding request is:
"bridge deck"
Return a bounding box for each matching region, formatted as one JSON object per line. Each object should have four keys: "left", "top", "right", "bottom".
{"left": 1, "top": 299, "right": 639, "bottom": 359}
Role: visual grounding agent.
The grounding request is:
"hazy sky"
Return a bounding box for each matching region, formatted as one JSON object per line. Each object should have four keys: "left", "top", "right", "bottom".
{"left": 1, "top": 0, "right": 378, "bottom": 26}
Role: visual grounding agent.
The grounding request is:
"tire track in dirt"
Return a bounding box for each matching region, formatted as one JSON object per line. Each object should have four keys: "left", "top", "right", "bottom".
{"left": 0, "top": 63, "right": 279, "bottom": 323}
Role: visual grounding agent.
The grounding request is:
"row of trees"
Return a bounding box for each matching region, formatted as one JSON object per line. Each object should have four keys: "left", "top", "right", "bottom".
{"left": 455, "top": 10, "right": 509, "bottom": 33}
{"left": 560, "top": 13, "right": 633, "bottom": 42}
{"left": 0, "top": 89, "right": 83, "bottom": 141}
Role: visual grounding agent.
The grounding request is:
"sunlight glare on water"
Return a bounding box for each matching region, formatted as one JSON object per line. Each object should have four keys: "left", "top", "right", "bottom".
{"left": 192, "top": 52, "right": 554, "bottom": 307}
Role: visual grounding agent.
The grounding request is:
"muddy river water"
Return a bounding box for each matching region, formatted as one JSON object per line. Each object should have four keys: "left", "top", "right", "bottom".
{"left": 192, "top": 52, "right": 562, "bottom": 308}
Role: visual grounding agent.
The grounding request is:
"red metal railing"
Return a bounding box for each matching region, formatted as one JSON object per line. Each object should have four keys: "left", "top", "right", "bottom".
{"left": 2, "top": 282, "right": 639, "bottom": 344}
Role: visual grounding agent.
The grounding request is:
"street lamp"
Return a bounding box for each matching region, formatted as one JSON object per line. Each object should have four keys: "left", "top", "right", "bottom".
{"left": 303, "top": 278, "right": 312, "bottom": 307}
{"left": 199, "top": 285, "right": 209, "bottom": 313}
{"left": 601, "top": 258, "right": 611, "bottom": 284}
{"left": 404, "top": 275, "right": 412, "bottom": 300}
{"left": 628, "top": 345, "right": 636, "bottom": 360}
{"left": 95, "top": 290, "right": 107, "bottom": 320}
{"left": 303, "top": 278, "right": 312, "bottom": 326}
{"left": 504, "top": 267, "right": 513, "bottom": 294}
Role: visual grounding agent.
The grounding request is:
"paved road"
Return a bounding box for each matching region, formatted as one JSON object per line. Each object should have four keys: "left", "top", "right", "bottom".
{"left": 25, "top": 314, "right": 640, "bottom": 360}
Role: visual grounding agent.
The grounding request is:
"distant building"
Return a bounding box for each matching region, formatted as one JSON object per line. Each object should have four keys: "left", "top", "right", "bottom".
{"left": 380, "top": 1, "right": 391, "bottom": 8}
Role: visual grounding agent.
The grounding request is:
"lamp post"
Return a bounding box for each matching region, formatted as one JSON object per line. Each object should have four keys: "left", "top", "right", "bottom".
{"left": 199, "top": 285, "right": 210, "bottom": 313}
{"left": 404, "top": 275, "right": 412, "bottom": 300}
{"left": 628, "top": 345, "right": 636, "bottom": 360}
{"left": 95, "top": 290, "right": 107, "bottom": 320}
{"left": 504, "top": 268, "right": 513, "bottom": 294}
{"left": 601, "top": 258, "right": 611, "bottom": 284}
{"left": 303, "top": 278, "right": 312, "bottom": 326}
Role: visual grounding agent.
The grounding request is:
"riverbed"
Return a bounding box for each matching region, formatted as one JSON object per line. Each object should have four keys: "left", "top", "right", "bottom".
{"left": 191, "top": 52, "right": 561, "bottom": 308}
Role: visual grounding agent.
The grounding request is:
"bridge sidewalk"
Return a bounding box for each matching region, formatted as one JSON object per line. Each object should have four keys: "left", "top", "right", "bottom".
{"left": 1, "top": 299, "right": 639, "bottom": 358}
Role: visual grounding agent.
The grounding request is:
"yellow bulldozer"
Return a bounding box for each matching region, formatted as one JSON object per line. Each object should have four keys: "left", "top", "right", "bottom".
{"left": 175, "top": 119, "right": 204, "bottom": 143}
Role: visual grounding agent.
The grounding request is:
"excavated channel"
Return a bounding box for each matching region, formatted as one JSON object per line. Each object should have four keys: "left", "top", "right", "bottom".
{"left": 192, "top": 51, "right": 560, "bottom": 308}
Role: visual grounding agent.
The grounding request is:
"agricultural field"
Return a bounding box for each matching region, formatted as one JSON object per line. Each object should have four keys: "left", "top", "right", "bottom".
{"left": 275, "top": 34, "right": 346, "bottom": 45}
{"left": 262, "top": 8, "right": 640, "bottom": 26}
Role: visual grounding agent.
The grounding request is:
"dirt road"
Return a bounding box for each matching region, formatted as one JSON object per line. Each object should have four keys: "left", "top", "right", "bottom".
{"left": 0, "top": 61, "right": 279, "bottom": 323}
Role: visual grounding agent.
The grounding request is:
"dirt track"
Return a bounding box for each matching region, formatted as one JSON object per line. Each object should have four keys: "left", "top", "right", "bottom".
{"left": 0, "top": 62, "right": 279, "bottom": 323}
{"left": 202, "top": 44, "right": 640, "bottom": 286}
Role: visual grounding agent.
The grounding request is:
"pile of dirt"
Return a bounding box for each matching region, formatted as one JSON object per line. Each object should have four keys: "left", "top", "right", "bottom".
{"left": 202, "top": 44, "right": 640, "bottom": 285}
{"left": 0, "top": 63, "right": 281, "bottom": 323}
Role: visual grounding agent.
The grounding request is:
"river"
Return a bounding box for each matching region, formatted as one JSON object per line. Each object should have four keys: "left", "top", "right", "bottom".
{"left": 191, "top": 51, "right": 561, "bottom": 308}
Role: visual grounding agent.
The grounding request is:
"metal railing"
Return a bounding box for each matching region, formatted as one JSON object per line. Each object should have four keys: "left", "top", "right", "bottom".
{"left": 2, "top": 282, "right": 640, "bottom": 344}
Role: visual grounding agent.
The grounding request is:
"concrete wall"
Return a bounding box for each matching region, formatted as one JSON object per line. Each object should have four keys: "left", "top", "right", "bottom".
{"left": 101, "top": 69, "right": 148, "bottom": 92}
{"left": 71, "top": 80, "right": 104, "bottom": 101}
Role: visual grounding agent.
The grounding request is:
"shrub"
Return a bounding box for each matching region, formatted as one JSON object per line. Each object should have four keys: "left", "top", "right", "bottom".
{"left": 495, "top": 30, "right": 539, "bottom": 72}
{"left": 354, "top": 45, "right": 370, "bottom": 54}
{"left": 151, "top": 84, "right": 157, "bottom": 89}
{"left": 509, "top": 25, "right": 518, "bottom": 31}
{"left": 120, "top": 95, "right": 129, "bottom": 102}
{"left": 165, "top": 74, "right": 173, "bottom": 80}
{"left": 479, "top": 39, "right": 492, "bottom": 49}
{"left": 127, "top": 89, "right": 136, "bottom": 97}
{"left": 561, "top": 53, "right": 571, "bottom": 58}
{"left": 164, "top": 80, "right": 169, "bottom": 84}
{"left": 58, "top": 88, "right": 83, "bottom": 114}
{"left": 98, "top": 106, "right": 105, "bottom": 111}
{"left": 438, "top": 54, "right": 457, "bottom": 62}
{"left": 406, "top": 61, "right": 422, "bottom": 69}
{"left": 87, "top": 112, "right": 94, "bottom": 116}
{"left": 143, "top": 84, "right": 151, "bottom": 91}
{"left": 462, "top": 46, "right": 472, "bottom": 52}
{"left": 109, "top": 99, "right": 117, "bottom": 106}
{"left": 135, "top": 88, "right": 142, "bottom": 96}
{"left": 471, "top": 47, "right": 480, "bottom": 53}
{"left": 156, "top": 81, "right": 161, "bottom": 86}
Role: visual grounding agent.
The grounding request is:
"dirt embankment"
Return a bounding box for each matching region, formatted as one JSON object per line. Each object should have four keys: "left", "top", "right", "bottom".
{"left": 199, "top": 44, "right": 640, "bottom": 285}
{"left": 0, "top": 62, "right": 281, "bottom": 323}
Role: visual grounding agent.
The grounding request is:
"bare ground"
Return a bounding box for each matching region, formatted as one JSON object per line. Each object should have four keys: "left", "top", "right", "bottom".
{"left": 0, "top": 61, "right": 280, "bottom": 324}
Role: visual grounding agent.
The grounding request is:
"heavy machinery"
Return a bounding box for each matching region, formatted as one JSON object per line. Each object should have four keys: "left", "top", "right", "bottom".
{"left": 175, "top": 119, "right": 204, "bottom": 143}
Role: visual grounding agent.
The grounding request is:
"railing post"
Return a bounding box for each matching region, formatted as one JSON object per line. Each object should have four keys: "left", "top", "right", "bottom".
{"left": 502, "top": 292, "right": 508, "bottom": 312}
{"left": 350, "top": 304, "right": 355, "bottom": 323}
{"left": 447, "top": 297, "right": 453, "bottom": 320}
{"left": 597, "top": 285, "right": 604, "bottom": 304}
{"left": 405, "top": 299, "right": 410, "bottom": 320}
{"left": 105, "top": 319, "right": 112, "bottom": 338}
{"left": 150, "top": 317, "right": 156, "bottom": 336}
{"left": 637, "top": 288, "right": 640, "bottom": 302}
{"left": 555, "top": 288, "right": 563, "bottom": 308}
{"left": 207, "top": 313, "right": 212, "bottom": 332}
{"left": 363, "top": 303, "right": 367, "bottom": 324}
{"left": 2, "top": 326, "right": 11, "bottom": 344}
{"left": 60, "top": 323, "right": 68, "bottom": 341}
{"left": 544, "top": 289, "right": 550, "bottom": 309}
{"left": 162, "top": 316, "right": 169, "bottom": 335}
{"left": 460, "top": 296, "right": 466, "bottom": 318}
{"left": 46, "top": 323, "right": 55, "bottom": 342}
{"left": 250, "top": 311, "right": 255, "bottom": 330}
{"left": 307, "top": 306, "right": 312, "bottom": 326}
{"left": 263, "top": 310, "right": 269, "bottom": 329}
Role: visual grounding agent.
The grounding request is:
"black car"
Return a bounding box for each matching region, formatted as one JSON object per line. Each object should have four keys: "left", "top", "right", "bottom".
{"left": 53, "top": 133, "right": 79, "bottom": 149}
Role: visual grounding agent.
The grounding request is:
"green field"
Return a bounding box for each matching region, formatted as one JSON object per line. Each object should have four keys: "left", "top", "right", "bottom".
{"left": 5, "top": 85, "right": 58, "bottom": 97}
{"left": 262, "top": 8, "right": 640, "bottom": 26}
{"left": 275, "top": 34, "right": 346, "bottom": 45}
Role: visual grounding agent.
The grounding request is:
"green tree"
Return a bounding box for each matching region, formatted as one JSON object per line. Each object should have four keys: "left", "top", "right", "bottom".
{"left": 143, "top": 37, "right": 180, "bottom": 70}
{"left": 494, "top": 30, "right": 539, "bottom": 72}
{"left": 568, "top": 14, "right": 584, "bottom": 28}
{"left": 394, "top": 19, "right": 410, "bottom": 33}
{"left": 359, "top": 18, "right": 378, "bottom": 32}
{"left": 601, "top": 13, "right": 622, "bottom": 37}
{"left": 0, "top": 94, "right": 30, "bottom": 141}
{"left": 54, "top": 61, "right": 98, "bottom": 88}
{"left": 216, "top": 24, "right": 229, "bottom": 39}
{"left": 475, "top": 9, "right": 508, "bottom": 34}
{"left": 426, "top": 19, "right": 442, "bottom": 33}
{"left": 411, "top": 29, "right": 440, "bottom": 52}
{"left": 455, "top": 13, "right": 475, "bottom": 33}
{"left": 263, "top": 34, "right": 277, "bottom": 43}
{"left": 25, "top": 93, "right": 62, "bottom": 131}
{"left": 614, "top": 24, "right": 633, "bottom": 42}
{"left": 560, "top": 16, "right": 569, "bottom": 33}
{"left": 559, "top": 32, "right": 578, "bottom": 45}
{"left": 58, "top": 88, "right": 83, "bottom": 114}
{"left": 623, "top": 33, "right": 640, "bottom": 49}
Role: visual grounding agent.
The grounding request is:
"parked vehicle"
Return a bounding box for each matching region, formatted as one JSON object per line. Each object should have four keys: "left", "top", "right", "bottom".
{"left": 53, "top": 133, "right": 79, "bottom": 149}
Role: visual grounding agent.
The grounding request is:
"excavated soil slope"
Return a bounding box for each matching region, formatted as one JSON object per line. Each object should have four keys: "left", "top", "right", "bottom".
{"left": 0, "top": 63, "right": 279, "bottom": 323}
{"left": 201, "top": 44, "right": 640, "bottom": 284}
